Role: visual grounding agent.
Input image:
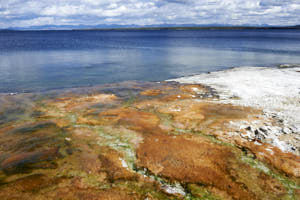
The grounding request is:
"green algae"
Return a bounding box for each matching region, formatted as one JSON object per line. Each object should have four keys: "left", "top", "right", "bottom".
{"left": 122, "top": 94, "right": 138, "bottom": 107}
{"left": 186, "top": 184, "right": 221, "bottom": 200}
{"left": 155, "top": 111, "right": 173, "bottom": 127}
{"left": 71, "top": 171, "right": 108, "bottom": 188}
{"left": 0, "top": 108, "right": 26, "bottom": 125}
{"left": 51, "top": 165, "right": 111, "bottom": 190}
{"left": 134, "top": 167, "right": 188, "bottom": 199}
{"left": 67, "top": 113, "right": 78, "bottom": 125}
{"left": 241, "top": 154, "right": 300, "bottom": 200}
{"left": 114, "top": 180, "right": 178, "bottom": 200}
{"left": 95, "top": 126, "right": 139, "bottom": 170}
{"left": 191, "top": 130, "right": 235, "bottom": 147}
{"left": 0, "top": 107, "right": 37, "bottom": 129}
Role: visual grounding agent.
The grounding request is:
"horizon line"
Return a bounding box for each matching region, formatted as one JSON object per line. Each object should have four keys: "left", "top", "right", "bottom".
{"left": 1, "top": 24, "right": 300, "bottom": 31}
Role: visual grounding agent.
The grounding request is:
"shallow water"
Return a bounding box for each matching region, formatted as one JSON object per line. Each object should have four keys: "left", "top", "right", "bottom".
{"left": 1, "top": 29, "right": 300, "bottom": 92}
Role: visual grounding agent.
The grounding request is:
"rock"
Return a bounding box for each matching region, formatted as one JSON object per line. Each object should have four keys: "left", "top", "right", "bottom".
{"left": 255, "top": 129, "right": 266, "bottom": 141}
{"left": 246, "top": 126, "right": 252, "bottom": 131}
{"left": 259, "top": 127, "right": 268, "bottom": 135}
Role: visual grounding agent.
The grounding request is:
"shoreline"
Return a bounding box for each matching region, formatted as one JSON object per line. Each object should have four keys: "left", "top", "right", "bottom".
{"left": 1, "top": 63, "right": 299, "bottom": 95}
{"left": 169, "top": 65, "right": 300, "bottom": 154}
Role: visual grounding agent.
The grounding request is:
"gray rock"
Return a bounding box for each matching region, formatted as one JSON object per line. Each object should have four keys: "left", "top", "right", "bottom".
{"left": 255, "top": 129, "right": 266, "bottom": 141}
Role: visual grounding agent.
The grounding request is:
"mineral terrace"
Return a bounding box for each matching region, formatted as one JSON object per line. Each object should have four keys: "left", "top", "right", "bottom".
{"left": 0, "top": 68, "right": 299, "bottom": 200}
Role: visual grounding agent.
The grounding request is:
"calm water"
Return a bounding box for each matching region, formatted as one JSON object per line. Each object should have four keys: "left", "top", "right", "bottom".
{"left": 1, "top": 29, "right": 300, "bottom": 93}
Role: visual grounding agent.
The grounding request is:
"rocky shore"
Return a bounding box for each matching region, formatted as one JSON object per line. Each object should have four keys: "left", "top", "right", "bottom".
{"left": 0, "top": 67, "right": 299, "bottom": 199}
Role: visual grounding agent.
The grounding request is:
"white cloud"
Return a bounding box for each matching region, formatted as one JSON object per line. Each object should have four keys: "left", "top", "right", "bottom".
{"left": 0, "top": 0, "right": 299, "bottom": 28}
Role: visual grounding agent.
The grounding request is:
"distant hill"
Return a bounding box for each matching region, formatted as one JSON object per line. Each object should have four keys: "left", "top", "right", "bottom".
{"left": 1, "top": 24, "right": 300, "bottom": 31}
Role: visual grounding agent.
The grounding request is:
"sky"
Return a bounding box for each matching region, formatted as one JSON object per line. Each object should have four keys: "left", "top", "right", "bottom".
{"left": 0, "top": 0, "right": 300, "bottom": 28}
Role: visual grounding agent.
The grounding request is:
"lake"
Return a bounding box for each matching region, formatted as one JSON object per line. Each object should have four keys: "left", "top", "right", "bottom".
{"left": 0, "top": 29, "right": 300, "bottom": 93}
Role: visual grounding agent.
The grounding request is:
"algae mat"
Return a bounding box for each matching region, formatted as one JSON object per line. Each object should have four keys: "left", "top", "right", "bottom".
{"left": 0, "top": 81, "right": 299, "bottom": 200}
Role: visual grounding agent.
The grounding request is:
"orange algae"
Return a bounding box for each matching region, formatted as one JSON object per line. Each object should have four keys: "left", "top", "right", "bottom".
{"left": 136, "top": 134, "right": 287, "bottom": 200}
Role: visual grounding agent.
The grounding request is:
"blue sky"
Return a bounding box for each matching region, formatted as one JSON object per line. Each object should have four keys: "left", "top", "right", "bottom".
{"left": 0, "top": 0, "right": 300, "bottom": 28}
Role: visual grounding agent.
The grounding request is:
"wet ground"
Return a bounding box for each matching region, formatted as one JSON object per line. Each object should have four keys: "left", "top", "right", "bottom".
{"left": 0, "top": 81, "right": 299, "bottom": 200}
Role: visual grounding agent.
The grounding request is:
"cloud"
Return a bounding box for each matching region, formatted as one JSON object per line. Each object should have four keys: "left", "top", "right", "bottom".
{"left": 0, "top": 0, "right": 299, "bottom": 28}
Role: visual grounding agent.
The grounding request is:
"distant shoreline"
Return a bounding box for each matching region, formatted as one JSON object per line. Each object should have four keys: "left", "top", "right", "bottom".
{"left": 74, "top": 25, "right": 300, "bottom": 31}
{"left": 1, "top": 25, "right": 300, "bottom": 31}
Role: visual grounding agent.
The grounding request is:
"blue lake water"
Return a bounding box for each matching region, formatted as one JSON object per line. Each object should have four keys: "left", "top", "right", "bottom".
{"left": 0, "top": 29, "right": 300, "bottom": 93}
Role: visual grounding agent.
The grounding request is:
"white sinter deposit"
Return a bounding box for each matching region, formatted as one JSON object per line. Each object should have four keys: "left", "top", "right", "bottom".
{"left": 169, "top": 66, "right": 300, "bottom": 154}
